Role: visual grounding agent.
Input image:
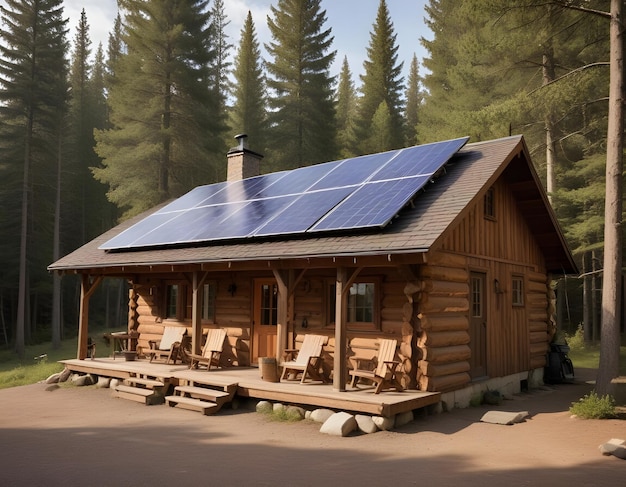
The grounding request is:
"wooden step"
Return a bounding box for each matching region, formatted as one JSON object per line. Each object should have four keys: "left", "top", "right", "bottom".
{"left": 165, "top": 395, "right": 220, "bottom": 415}
{"left": 174, "top": 385, "right": 230, "bottom": 403}
{"left": 124, "top": 377, "right": 165, "bottom": 388}
{"left": 112, "top": 384, "right": 164, "bottom": 405}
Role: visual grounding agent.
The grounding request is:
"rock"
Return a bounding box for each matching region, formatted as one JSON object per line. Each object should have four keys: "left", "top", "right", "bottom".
{"left": 58, "top": 368, "right": 72, "bottom": 383}
{"left": 599, "top": 438, "right": 626, "bottom": 459}
{"left": 272, "top": 403, "right": 285, "bottom": 413}
{"left": 483, "top": 390, "right": 503, "bottom": 405}
{"left": 71, "top": 374, "right": 92, "bottom": 387}
{"left": 372, "top": 415, "right": 395, "bottom": 431}
{"left": 395, "top": 410, "right": 414, "bottom": 428}
{"left": 305, "top": 410, "right": 312, "bottom": 420}
{"left": 285, "top": 406, "right": 305, "bottom": 421}
{"left": 310, "top": 408, "right": 335, "bottom": 423}
{"left": 320, "top": 412, "right": 357, "bottom": 437}
{"left": 480, "top": 411, "right": 528, "bottom": 425}
{"left": 96, "top": 376, "right": 111, "bottom": 389}
{"left": 355, "top": 415, "right": 378, "bottom": 434}
{"left": 45, "top": 373, "right": 61, "bottom": 384}
{"left": 110, "top": 378, "right": 121, "bottom": 389}
{"left": 256, "top": 400, "right": 273, "bottom": 414}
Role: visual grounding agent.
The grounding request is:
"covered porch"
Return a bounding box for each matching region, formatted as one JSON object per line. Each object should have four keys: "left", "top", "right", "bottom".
{"left": 60, "top": 357, "right": 441, "bottom": 417}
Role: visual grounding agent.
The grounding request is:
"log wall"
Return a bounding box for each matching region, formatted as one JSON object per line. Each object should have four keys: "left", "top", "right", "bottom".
{"left": 419, "top": 177, "right": 552, "bottom": 391}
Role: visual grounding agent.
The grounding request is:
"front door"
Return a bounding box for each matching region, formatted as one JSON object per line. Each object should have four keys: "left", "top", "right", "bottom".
{"left": 469, "top": 272, "right": 487, "bottom": 378}
{"left": 252, "top": 279, "right": 278, "bottom": 364}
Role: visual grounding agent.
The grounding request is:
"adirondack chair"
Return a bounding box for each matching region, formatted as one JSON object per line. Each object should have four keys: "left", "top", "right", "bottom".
{"left": 280, "top": 334, "right": 328, "bottom": 384}
{"left": 189, "top": 328, "right": 227, "bottom": 370}
{"left": 146, "top": 325, "right": 186, "bottom": 364}
{"left": 349, "top": 339, "right": 404, "bottom": 394}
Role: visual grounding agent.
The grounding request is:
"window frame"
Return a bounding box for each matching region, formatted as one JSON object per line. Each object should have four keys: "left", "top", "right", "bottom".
{"left": 201, "top": 281, "right": 217, "bottom": 323}
{"left": 484, "top": 187, "right": 496, "bottom": 220}
{"left": 511, "top": 275, "right": 525, "bottom": 307}
{"left": 164, "top": 283, "right": 185, "bottom": 320}
{"left": 326, "top": 277, "right": 381, "bottom": 332}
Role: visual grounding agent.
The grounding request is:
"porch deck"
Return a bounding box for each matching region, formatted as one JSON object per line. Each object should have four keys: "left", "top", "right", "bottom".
{"left": 60, "top": 358, "right": 441, "bottom": 417}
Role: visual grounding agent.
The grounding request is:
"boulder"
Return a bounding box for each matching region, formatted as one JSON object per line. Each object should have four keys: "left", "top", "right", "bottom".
{"left": 256, "top": 400, "right": 273, "bottom": 414}
{"left": 285, "top": 406, "right": 305, "bottom": 421}
{"left": 320, "top": 412, "right": 357, "bottom": 437}
{"left": 272, "top": 403, "right": 285, "bottom": 413}
{"left": 395, "top": 410, "right": 414, "bottom": 428}
{"left": 58, "top": 368, "right": 72, "bottom": 383}
{"left": 310, "top": 408, "right": 335, "bottom": 423}
{"left": 599, "top": 438, "right": 626, "bottom": 459}
{"left": 71, "top": 374, "right": 93, "bottom": 387}
{"left": 372, "top": 415, "right": 395, "bottom": 431}
{"left": 96, "top": 376, "right": 111, "bottom": 389}
{"left": 355, "top": 415, "right": 378, "bottom": 434}
{"left": 45, "top": 372, "right": 61, "bottom": 384}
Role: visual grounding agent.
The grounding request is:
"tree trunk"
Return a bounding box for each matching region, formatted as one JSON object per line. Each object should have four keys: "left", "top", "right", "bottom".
{"left": 597, "top": 0, "right": 624, "bottom": 396}
{"left": 16, "top": 112, "right": 34, "bottom": 359}
{"left": 52, "top": 125, "right": 62, "bottom": 349}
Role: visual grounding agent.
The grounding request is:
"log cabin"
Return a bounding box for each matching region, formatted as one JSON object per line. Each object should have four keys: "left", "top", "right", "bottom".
{"left": 49, "top": 134, "right": 576, "bottom": 408}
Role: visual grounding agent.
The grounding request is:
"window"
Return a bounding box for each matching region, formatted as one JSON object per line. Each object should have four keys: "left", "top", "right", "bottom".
{"left": 166, "top": 284, "right": 179, "bottom": 319}
{"left": 512, "top": 276, "right": 524, "bottom": 306}
{"left": 328, "top": 279, "right": 379, "bottom": 331}
{"left": 471, "top": 276, "right": 483, "bottom": 318}
{"left": 484, "top": 187, "right": 495, "bottom": 219}
{"left": 201, "top": 282, "right": 217, "bottom": 322}
{"left": 260, "top": 283, "right": 278, "bottom": 326}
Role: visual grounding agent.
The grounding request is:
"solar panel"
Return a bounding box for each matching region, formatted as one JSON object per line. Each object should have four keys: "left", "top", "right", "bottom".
{"left": 99, "top": 136, "right": 469, "bottom": 251}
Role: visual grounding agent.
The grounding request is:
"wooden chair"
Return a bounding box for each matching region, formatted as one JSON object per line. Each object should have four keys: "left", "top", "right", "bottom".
{"left": 280, "top": 334, "right": 328, "bottom": 384}
{"left": 349, "top": 339, "right": 404, "bottom": 394}
{"left": 146, "top": 325, "right": 186, "bottom": 364}
{"left": 189, "top": 328, "right": 227, "bottom": 370}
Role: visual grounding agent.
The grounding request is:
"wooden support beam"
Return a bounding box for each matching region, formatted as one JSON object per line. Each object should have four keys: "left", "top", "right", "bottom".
{"left": 334, "top": 267, "right": 348, "bottom": 391}
{"left": 272, "top": 269, "right": 289, "bottom": 361}
{"left": 191, "top": 271, "right": 209, "bottom": 354}
{"left": 77, "top": 274, "right": 103, "bottom": 359}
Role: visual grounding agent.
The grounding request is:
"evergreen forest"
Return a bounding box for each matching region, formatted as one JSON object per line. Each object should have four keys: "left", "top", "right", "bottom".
{"left": 0, "top": 0, "right": 621, "bottom": 358}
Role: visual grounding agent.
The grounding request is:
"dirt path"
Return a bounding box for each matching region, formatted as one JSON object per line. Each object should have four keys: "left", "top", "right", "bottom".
{"left": 0, "top": 368, "right": 624, "bottom": 486}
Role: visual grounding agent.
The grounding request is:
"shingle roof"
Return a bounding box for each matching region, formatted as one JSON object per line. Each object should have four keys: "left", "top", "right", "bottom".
{"left": 48, "top": 135, "right": 576, "bottom": 274}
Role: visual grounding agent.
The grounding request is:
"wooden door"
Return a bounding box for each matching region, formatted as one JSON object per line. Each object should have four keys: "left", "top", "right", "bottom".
{"left": 252, "top": 279, "right": 278, "bottom": 364}
{"left": 469, "top": 272, "right": 487, "bottom": 378}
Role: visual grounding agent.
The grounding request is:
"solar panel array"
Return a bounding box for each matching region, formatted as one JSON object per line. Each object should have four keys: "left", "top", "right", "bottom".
{"left": 99, "top": 136, "right": 469, "bottom": 251}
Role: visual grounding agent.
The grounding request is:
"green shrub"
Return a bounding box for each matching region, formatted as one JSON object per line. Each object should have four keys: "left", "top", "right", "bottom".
{"left": 569, "top": 391, "right": 616, "bottom": 419}
{"left": 565, "top": 324, "right": 585, "bottom": 352}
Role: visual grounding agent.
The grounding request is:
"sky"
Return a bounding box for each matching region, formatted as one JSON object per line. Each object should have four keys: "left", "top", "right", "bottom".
{"left": 62, "top": 0, "right": 432, "bottom": 81}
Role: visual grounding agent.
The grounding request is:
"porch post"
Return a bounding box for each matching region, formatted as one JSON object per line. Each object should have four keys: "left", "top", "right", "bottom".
{"left": 273, "top": 269, "right": 288, "bottom": 362}
{"left": 334, "top": 267, "right": 348, "bottom": 391}
{"left": 77, "top": 274, "right": 103, "bottom": 359}
{"left": 191, "top": 271, "right": 202, "bottom": 355}
{"left": 189, "top": 271, "right": 210, "bottom": 354}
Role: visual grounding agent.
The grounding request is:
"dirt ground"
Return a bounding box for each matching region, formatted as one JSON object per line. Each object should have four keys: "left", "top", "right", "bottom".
{"left": 0, "top": 367, "right": 624, "bottom": 487}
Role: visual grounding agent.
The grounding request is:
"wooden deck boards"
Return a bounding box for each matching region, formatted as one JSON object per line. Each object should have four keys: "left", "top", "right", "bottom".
{"left": 60, "top": 358, "right": 440, "bottom": 417}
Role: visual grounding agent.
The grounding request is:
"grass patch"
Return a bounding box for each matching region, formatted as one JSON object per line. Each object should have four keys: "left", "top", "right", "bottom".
{"left": 567, "top": 345, "right": 626, "bottom": 375}
{"left": 570, "top": 391, "right": 617, "bottom": 419}
{"left": 0, "top": 337, "right": 78, "bottom": 390}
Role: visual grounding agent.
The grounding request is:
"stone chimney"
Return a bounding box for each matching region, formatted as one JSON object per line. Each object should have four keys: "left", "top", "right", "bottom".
{"left": 227, "top": 134, "right": 263, "bottom": 181}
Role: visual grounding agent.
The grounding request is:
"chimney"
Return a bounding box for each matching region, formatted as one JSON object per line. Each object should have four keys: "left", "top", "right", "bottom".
{"left": 227, "top": 134, "right": 264, "bottom": 181}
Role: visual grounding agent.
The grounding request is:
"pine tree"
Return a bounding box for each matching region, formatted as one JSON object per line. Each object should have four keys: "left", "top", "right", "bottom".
{"left": 265, "top": 0, "right": 337, "bottom": 170}
{"left": 0, "top": 0, "right": 69, "bottom": 357}
{"left": 404, "top": 54, "right": 422, "bottom": 146}
{"left": 94, "top": 0, "right": 223, "bottom": 218}
{"left": 230, "top": 11, "right": 268, "bottom": 154}
{"left": 356, "top": 0, "right": 404, "bottom": 153}
{"left": 207, "top": 0, "right": 233, "bottom": 180}
{"left": 336, "top": 56, "right": 358, "bottom": 158}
